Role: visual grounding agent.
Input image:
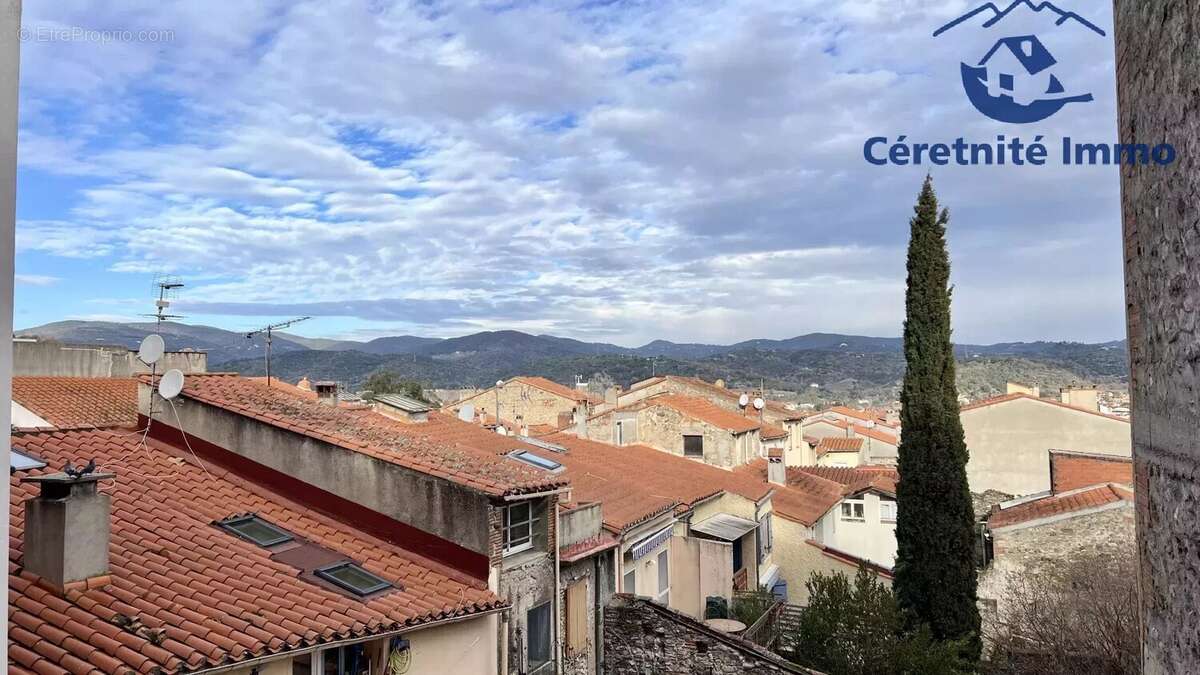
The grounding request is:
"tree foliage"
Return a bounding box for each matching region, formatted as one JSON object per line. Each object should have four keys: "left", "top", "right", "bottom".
{"left": 789, "top": 567, "right": 971, "bottom": 675}
{"left": 892, "top": 176, "right": 981, "bottom": 660}
{"left": 363, "top": 370, "right": 429, "bottom": 403}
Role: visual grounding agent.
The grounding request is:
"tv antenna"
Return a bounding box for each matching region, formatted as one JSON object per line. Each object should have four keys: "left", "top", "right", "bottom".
{"left": 246, "top": 317, "right": 311, "bottom": 386}
{"left": 141, "top": 276, "right": 185, "bottom": 328}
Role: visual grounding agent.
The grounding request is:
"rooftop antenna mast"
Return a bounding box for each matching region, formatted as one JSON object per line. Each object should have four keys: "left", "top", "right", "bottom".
{"left": 141, "top": 276, "right": 185, "bottom": 330}
{"left": 245, "top": 317, "right": 311, "bottom": 386}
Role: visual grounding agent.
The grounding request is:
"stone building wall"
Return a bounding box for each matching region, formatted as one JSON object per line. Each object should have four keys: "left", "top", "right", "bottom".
{"left": 1114, "top": 0, "right": 1200, "bottom": 670}
{"left": 461, "top": 380, "right": 582, "bottom": 428}
{"left": 560, "top": 557, "right": 598, "bottom": 675}
{"left": 978, "top": 505, "right": 1135, "bottom": 623}
{"left": 602, "top": 594, "right": 812, "bottom": 675}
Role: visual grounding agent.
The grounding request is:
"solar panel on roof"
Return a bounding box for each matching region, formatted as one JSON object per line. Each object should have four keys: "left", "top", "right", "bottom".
{"left": 217, "top": 515, "right": 294, "bottom": 547}
{"left": 315, "top": 561, "right": 391, "bottom": 596}
{"left": 10, "top": 449, "right": 47, "bottom": 472}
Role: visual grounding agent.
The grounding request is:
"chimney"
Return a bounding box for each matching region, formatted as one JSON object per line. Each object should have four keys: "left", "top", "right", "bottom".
{"left": 572, "top": 407, "right": 588, "bottom": 439}
{"left": 297, "top": 376, "right": 312, "bottom": 392}
{"left": 22, "top": 471, "right": 115, "bottom": 588}
{"left": 605, "top": 385, "right": 622, "bottom": 406}
{"left": 314, "top": 381, "right": 338, "bottom": 406}
{"left": 767, "top": 448, "right": 786, "bottom": 486}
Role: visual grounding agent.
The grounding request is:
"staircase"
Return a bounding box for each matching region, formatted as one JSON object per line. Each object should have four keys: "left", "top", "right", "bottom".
{"left": 774, "top": 603, "right": 805, "bottom": 658}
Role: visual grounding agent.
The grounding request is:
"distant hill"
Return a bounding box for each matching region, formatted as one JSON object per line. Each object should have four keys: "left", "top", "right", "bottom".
{"left": 16, "top": 320, "right": 1128, "bottom": 405}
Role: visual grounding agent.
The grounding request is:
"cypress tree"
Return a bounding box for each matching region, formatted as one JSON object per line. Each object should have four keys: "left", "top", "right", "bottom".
{"left": 892, "top": 176, "right": 981, "bottom": 661}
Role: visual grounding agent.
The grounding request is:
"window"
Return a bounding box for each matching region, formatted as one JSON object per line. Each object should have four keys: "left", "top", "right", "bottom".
{"left": 10, "top": 449, "right": 46, "bottom": 472}
{"left": 565, "top": 581, "right": 588, "bottom": 654}
{"left": 683, "top": 434, "right": 704, "bottom": 458}
{"left": 508, "top": 450, "right": 562, "bottom": 472}
{"left": 841, "top": 501, "right": 865, "bottom": 521}
{"left": 218, "top": 515, "right": 293, "bottom": 547}
{"left": 757, "top": 514, "right": 773, "bottom": 562}
{"left": 614, "top": 420, "right": 625, "bottom": 445}
{"left": 503, "top": 501, "right": 536, "bottom": 555}
{"left": 999, "top": 72, "right": 1014, "bottom": 91}
{"left": 315, "top": 562, "right": 391, "bottom": 596}
{"left": 880, "top": 500, "right": 897, "bottom": 522}
{"left": 732, "top": 537, "right": 743, "bottom": 573}
{"left": 527, "top": 602, "right": 552, "bottom": 670}
{"left": 656, "top": 550, "right": 670, "bottom": 605}
{"left": 623, "top": 568, "right": 636, "bottom": 594}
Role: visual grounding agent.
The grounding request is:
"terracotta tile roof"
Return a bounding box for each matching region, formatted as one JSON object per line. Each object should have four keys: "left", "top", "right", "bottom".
{"left": 1049, "top": 450, "right": 1133, "bottom": 493}
{"left": 157, "top": 373, "right": 567, "bottom": 498}
{"left": 759, "top": 423, "right": 788, "bottom": 440}
{"left": 11, "top": 377, "right": 138, "bottom": 431}
{"left": 960, "top": 393, "right": 1130, "bottom": 423}
{"left": 805, "top": 540, "right": 894, "bottom": 578}
{"left": 559, "top": 533, "right": 619, "bottom": 563}
{"left": 643, "top": 394, "right": 761, "bottom": 434}
{"left": 628, "top": 376, "right": 802, "bottom": 419}
{"left": 798, "top": 465, "right": 899, "bottom": 497}
{"left": 820, "top": 418, "right": 898, "bottom": 445}
{"left": 9, "top": 429, "right": 502, "bottom": 675}
{"left": 512, "top": 376, "right": 592, "bottom": 403}
{"left": 988, "top": 483, "right": 1134, "bottom": 529}
{"left": 814, "top": 437, "right": 863, "bottom": 455}
{"left": 734, "top": 461, "right": 845, "bottom": 526}
{"left": 826, "top": 406, "right": 897, "bottom": 429}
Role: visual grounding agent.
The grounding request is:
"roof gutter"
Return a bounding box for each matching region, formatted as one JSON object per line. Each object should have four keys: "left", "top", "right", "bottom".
{"left": 503, "top": 485, "right": 571, "bottom": 501}
{"left": 192, "top": 605, "right": 507, "bottom": 674}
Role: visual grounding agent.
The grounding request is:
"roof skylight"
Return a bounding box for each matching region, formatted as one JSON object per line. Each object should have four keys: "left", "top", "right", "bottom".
{"left": 217, "top": 515, "right": 294, "bottom": 547}
{"left": 315, "top": 561, "right": 392, "bottom": 596}
{"left": 509, "top": 449, "right": 564, "bottom": 472}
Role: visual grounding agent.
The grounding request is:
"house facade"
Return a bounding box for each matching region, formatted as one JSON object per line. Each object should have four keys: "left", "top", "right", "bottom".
{"left": 585, "top": 394, "right": 763, "bottom": 468}
{"left": 447, "top": 376, "right": 595, "bottom": 432}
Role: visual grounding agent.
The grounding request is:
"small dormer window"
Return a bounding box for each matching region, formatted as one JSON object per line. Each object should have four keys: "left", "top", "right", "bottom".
{"left": 840, "top": 501, "right": 865, "bottom": 521}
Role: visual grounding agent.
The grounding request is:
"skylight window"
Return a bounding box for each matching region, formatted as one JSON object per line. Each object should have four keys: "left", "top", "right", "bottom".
{"left": 10, "top": 449, "right": 47, "bottom": 473}
{"left": 218, "top": 515, "right": 294, "bottom": 547}
{"left": 509, "top": 449, "right": 563, "bottom": 472}
{"left": 315, "top": 561, "right": 391, "bottom": 596}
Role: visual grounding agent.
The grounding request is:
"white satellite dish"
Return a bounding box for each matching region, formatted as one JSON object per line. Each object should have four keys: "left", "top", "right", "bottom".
{"left": 496, "top": 425, "right": 508, "bottom": 436}
{"left": 753, "top": 397, "right": 765, "bottom": 410}
{"left": 158, "top": 369, "right": 185, "bottom": 400}
{"left": 458, "top": 404, "right": 475, "bottom": 422}
{"left": 138, "top": 334, "right": 165, "bottom": 365}
{"left": 738, "top": 393, "right": 750, "bottom": 407}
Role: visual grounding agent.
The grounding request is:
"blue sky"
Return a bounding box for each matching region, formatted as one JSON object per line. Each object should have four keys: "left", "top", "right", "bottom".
{"left": 14, "top": 0, "right": 1125, "bottom": 346}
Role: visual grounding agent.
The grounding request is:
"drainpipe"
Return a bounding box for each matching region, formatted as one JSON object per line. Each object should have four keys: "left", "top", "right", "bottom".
{"left": 554, "top": 499, "right": 562, "bottom": 675}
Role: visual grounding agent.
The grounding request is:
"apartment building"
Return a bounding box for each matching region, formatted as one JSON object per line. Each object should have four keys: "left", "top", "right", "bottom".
{"left": 8, "top": 385, "right": 504, "bottom": 674}
{"left": 786, "top": 414, "right": 899, "bottom": 466}
{"left": 960, "top": 392, "right": 1131, "bottom": 495}
{"left": 140, "top": 373, "right": 571, "bottom": 675}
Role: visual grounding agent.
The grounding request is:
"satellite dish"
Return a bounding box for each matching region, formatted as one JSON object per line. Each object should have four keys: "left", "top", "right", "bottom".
{"left": 753, "top": 397, "right": 765, "bottom": 410}
{"left": 138, "top": 334, "right": 165, "bottom": 365}
{"left": 158, "top": 369, "right": 185, "bottom": 400}
{"left": 496, "top": 425, "right": 508, "bottom": 436}
{"left": 458, "top": 404, "right": 475, "bottom": 422}
{"left": 738, "top": 393, "right": 750, "bottom": 407}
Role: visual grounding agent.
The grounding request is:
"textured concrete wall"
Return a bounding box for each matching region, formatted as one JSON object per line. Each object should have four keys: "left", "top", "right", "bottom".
{"left": 14, "top": 340, "right": 208, "bottom": 377}
{"left": 1114, "top": 1, "right": 1200, "bottom": 671}
{"left": 961, "top": 397, "right": 1131, "bottom": 495}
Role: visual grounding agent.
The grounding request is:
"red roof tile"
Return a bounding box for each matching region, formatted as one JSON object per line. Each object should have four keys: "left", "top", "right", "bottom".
{"left": 814, "top": 437, "right": 863, "bottom": 455}
{"left": 1049, "top": 450, "right": 1133, "bottom": 493}
{"left": 638, "top": 394, "right": 761, "bottom": 434}
{"left": 818, "top": 418, "right": 898, "bottom": 445}
{"left": 10, "top": 429, "right": 502, "bottom": 675}
{"left": 628, "top": 376, "right": 800, "bottom": 419}
{"left": 826, "top": 406, "right": 897, "bottom": 429}
{"left": 512, "top": 376, "right": 593, "bottom": 403}
{"left": 759, "top": 423, "right": 788, "bottom": 440}
{"left": 157, "top": 373, "right": 567, "bottom": 497}
{"left": 988, "top": 483, "right": 1133, "bottom": 529}
{"left": 734, "top": 461, "right": 845, "bottom": 526}
{"left": 11, "top": 378, "right": 137, "bottom": 431}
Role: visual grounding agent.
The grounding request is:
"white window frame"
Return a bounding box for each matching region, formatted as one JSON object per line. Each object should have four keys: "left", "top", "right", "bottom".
{"left": 841, "top": 500, "right": 866, "bottom": 522}
{"left": 656, "top": 550, "right": 670, "bottom": 605}
{"left": 880, "top": 500, "right": 897, "bottom": 523}
{"left": 502, "top": 501, "right": 536, "bottom": 555}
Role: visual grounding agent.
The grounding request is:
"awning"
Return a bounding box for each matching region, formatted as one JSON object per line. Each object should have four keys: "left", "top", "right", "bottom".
{"left": 689, "top": 513, "right": 759, "bottom": 542}
{"left": 630, "top": 525, "right": 673, "bottom": 561}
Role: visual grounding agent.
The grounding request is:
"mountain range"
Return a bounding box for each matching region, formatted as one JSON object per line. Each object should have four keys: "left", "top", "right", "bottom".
{"left": 17, "top": 320, "right": 1129, "bottom": 404}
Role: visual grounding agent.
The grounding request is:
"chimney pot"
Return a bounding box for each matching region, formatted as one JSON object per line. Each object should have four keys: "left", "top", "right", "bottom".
{"left": 21, "top": 472, "right": 114, "bottom": 589}
{"left": 767, "top": 452, "right": 786, "bottom": 486}
{"left": 314, "top": 381, "right": 338, "bottom": 406}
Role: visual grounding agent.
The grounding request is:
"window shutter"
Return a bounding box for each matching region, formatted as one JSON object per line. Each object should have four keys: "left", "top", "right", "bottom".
{"left": 566, "top": 581, "right": 589, "bottom": 654}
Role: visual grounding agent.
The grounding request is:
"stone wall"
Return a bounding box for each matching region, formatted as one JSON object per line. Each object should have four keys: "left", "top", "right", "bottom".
{"left": 460, "top": 380, "right": 582, "bottom": 428}
{"left": 497, "top": 495, "right": 560, "bottom": 675}
{"left": 602, "top": 594, "right": 812, "bottom": 674}
{"left": 560, "top": 557, "right": 598, "bottom": 675}
{"left": 1114, "top": 0, "right": 1200, "bottom": 670}
{"left": 979, "top": 505, "right": 1135, "bottom": 623}
{"left": 15, "top": 340, "right": 208, "bottom": 377}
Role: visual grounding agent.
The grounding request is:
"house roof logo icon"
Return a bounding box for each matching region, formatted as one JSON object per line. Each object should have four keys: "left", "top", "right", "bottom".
{"left": 933, "top": 1, "right": 1106, "bottom": 124}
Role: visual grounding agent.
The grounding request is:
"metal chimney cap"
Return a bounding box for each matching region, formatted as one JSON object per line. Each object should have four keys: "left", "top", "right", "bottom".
{"left": 21, "top": 472, "right": 116, "bottom": 485}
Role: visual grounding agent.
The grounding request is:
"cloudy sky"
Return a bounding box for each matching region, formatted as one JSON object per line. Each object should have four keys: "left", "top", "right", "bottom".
{"left": 14, "top": 0, "right": 1126, "bottom": 346}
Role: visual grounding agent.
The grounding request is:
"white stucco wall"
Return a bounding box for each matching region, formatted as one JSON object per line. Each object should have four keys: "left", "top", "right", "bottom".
{"left": 813, "top": 492, "right": 896, "bottom": 568}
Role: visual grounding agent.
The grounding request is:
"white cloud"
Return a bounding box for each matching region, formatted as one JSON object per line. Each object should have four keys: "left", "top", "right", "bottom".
{"left": 15, "top": 274, "right": 61, "bottom": 286}
{"left": 16, "top": 0, "right": 1126, "bottom": 345}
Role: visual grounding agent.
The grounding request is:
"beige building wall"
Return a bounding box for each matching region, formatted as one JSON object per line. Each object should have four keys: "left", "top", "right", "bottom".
{"left": 811, "top": 492, "right": 897, "bottom": 568}
{"left": 816, "top": 450, "right": 862, "bottom": 468}
{"left": 962, "top": 397, "right": 1132, "bottom": 495}
{"left": 456, "top": 379, "right": 583, "bottom": 428}
{"left": 223, "top": 616, "right": 500, "bottom": 675}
